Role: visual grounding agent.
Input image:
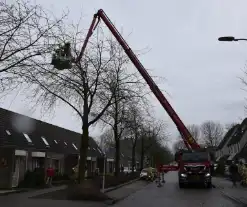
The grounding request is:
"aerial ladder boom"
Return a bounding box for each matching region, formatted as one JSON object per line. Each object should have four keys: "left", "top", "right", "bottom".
{"left": 78, "top": 9, "right": 200, "bottom": 151}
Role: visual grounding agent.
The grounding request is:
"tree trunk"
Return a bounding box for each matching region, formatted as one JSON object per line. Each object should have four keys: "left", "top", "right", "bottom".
{"left": 78, "top": 95, "right": 89, "bottom": 184}
{"left": 113, "top": 94, "right": 121, "bottom": 177}
{"left": 131, "top": 145, "right": 136, "bottom": 173}
{"left": 140, "top": 136, "right": 144, "bottom": 170}
{"left": 114, "top": 139, "right": 120, "bottom": 176}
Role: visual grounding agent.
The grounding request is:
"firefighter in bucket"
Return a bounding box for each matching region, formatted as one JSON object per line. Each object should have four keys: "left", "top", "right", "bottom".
{"left": 51, "top": 42, "right": 73, "bottom": 70}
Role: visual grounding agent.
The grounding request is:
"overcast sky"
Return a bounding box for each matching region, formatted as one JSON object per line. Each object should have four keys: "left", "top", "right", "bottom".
{"left": 3, "top": 0, "right": 247, "bottom": 147}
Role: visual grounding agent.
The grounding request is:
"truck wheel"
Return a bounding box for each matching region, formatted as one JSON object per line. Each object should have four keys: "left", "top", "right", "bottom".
{"left": 179, "top": 182, "right": 185, "bottom": 188}
{"left": 206, "top": 182, "right": 212, "bottom": 188}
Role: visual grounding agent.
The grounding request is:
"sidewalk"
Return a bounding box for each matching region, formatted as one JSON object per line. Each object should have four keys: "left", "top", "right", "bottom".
{"left": 212, "top": 176, "right": 232, "bottom": 189}
{"left": 0, "top": 180, "right": 148, "bottom": 207}
{"left": 221, "top": 187, "right": 247, "bottom": 205}
{"left": 213, "top": 176, "right": 247, "bottom": 205}
{"left": 0, "top": 185, "right": 104, "bottom": 207}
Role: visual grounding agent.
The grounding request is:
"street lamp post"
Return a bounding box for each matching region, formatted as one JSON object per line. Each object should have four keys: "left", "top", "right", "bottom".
{"left": 218, "top": 36, "right": 247, "bottom": 42}
{"left": 102, "top": 152, "right": 106, "bottom": 193}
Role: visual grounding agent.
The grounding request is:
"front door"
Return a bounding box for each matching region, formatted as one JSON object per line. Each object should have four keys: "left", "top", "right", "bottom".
{"left": 12, "top": 157, "right": 20, "bottom": 188}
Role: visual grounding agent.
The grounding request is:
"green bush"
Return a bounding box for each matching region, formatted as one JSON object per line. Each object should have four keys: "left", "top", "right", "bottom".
{"left": 53, "top": 172, "right": 70, "bottom": 181}
{"left": 18, "top": 168, "right": 45, "bottom": 188}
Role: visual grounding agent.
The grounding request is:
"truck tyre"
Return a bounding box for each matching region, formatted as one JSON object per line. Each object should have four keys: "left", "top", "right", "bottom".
{"left": 206, "top": 182, "right": 212, "bottom": 188}
{"left": 179, "top": 182, "right": 185, "bottom": 188}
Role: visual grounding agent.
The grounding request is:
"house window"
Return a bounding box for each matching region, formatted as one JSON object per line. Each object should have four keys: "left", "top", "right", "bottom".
{"left": 31, "top": 158, "right": 44, "bottom": 171}
{"left": 72, "top": 143, "right": 78, "bottom": 150}
{"left": 54, "top": 140, "right": 58, "bottom": 144}
{"left": 6, "top": 130, "right": 11, "bottom": 135}
{"left": 5, "top": 130, "right": 11, "bottom": 135}
{"left": 23, "top": 133, "right": 32, "bottom": 143}
{"left": 64, "top": 141, "right": 67, "bottom": 146}
{"left": 41, "top": 136, "right": 49, "bottom": 146}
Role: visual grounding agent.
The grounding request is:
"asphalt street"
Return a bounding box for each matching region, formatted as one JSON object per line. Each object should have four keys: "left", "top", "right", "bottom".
{"left": 0, "top": 173, "right": 242, "bottom": 207}
{"left": 113, "top": 172, "right": 242, "bottom": 207}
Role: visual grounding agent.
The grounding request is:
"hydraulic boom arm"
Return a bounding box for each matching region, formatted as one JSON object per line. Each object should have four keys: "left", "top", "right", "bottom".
{"left": 79, "top": 9, "right": 200, "bottom": 150}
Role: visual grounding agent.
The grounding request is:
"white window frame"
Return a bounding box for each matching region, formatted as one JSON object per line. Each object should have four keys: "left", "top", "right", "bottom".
{"left": 41, "top": 136, "right": 49, "bottom": 146}
{"left": 6, "top": 130, "right": 11, "bottom": 135}
{"left": 23, "top": 133, "right": 32, "bottom": 143}
{"left": 72, "top": 143, "right": 78, "bottom": 150}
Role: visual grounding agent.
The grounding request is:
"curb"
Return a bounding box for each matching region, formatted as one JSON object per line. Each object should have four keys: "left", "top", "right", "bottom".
{"left": 0, "top": 189, "right": 30, "bottom": 196}
{"left": 104, "top": 179, "right": 151, "bottom": 205}
{"left": 103, "top": 178, "right": 141, "bottom": 193}
{"left": 221, "top": 190, "right": 247, "bottom": 206}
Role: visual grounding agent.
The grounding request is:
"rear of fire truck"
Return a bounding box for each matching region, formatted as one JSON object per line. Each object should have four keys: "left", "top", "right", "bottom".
{"left": 176, "top": 149, "right": 212, "bottom": 188}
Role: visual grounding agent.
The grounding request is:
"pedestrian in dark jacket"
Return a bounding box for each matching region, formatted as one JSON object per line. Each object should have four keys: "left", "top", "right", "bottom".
{"left": 229, "top": 161, "right": 238, "bottom": 187}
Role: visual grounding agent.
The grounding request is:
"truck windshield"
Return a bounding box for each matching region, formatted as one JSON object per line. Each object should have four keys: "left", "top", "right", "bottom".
{"left": 182, "top": 152, "right": 209, "bottom": 162}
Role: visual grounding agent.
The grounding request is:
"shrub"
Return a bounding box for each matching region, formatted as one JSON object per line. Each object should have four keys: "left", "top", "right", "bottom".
{"left": 53, "top": 173, "right": 70, "bottom": 181}
{"left": 18, "top": 168, "right": 45, "bottom": 188}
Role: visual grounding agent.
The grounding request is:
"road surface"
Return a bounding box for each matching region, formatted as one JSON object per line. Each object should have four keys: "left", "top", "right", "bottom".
{"left": 113, "top": 172, "right": 241, "bottom": 207}
{"left": 0, "top": 173, "right": 241, "bottom": 207}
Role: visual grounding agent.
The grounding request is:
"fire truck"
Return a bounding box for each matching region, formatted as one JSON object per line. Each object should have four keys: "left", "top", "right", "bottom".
{"left": 52, "top": 9, "right": 213, "bottom": 188}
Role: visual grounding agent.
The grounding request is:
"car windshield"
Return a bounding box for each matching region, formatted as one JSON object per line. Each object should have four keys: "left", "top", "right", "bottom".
{"left": 182, "top": 152, "right": 209, "bottom": 162}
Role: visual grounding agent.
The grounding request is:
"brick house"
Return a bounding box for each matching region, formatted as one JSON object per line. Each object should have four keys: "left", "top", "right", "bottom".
{"left": 0, "top": 108, "right": 103, "bottom": 189}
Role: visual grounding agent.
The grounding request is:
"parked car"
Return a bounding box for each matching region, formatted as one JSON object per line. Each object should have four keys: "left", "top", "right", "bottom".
{"left": 123, "top": 167, "right": 136, "bottom": 174}
{"left": 140, "top": 168, "right": 155, "bottom": 181}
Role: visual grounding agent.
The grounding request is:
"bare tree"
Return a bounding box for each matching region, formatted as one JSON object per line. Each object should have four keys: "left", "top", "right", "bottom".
{"left": 174, "top": 124, "right": 201, "bottom": 151}
{"left": 99, "top": 39, "right": 148, "bottom": 176}
{"left": 187, "top": 124, "right": 201, "bottom": 142}
{"left": 98, "top": 129, "right": 114, "bottom": 152}
{"left": 201, "top": 121, "right": 224, "bottom": 147}
{"left": 173, "top": 139, "right": 186, "bottom": 152}
{"left": 0, "top": 0, "right": 66, "bottom": 91}
{"left": 14, "top": 26, "right": 134, "bottom": 182}
{"left": 139, "top": 119, "right": 169, "bottom": 169}
{"left": 123, "top": 103, "right": 145, "bottom": 172}
{"left": 225, "top": 122, "right": 237, "bottom": 131}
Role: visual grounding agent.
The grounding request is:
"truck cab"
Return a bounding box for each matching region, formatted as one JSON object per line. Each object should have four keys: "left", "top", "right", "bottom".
{"left": 176, "top": 149, "right": 212, "bottom": 188}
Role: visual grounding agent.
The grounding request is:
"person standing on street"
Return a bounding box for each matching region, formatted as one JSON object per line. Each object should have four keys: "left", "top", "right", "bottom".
{"left": 156, "top": 164, "right": 163, "bottom": 187}
{"left": 46, "top": 165, "right": 55, "bottom": 186}
{"left": 229, "top": 160, "right": 238, "bottom": 187}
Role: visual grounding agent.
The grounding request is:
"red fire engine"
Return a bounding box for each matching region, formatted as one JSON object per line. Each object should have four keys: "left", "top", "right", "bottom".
{"left": 52, "top": 9, "right": 213, "bottom": 188}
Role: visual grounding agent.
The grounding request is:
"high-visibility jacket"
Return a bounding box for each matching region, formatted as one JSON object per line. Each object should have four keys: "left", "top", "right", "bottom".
{"left": 73, "top": 165, "right": 87, "bottom": 178}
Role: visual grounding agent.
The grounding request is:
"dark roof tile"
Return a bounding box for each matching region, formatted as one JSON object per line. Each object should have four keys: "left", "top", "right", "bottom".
{"left": 228, "top": 119, "right": 247, "bottom": 146}
{"left": 0, "top": 107, "right": 102, "bottom": 157}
